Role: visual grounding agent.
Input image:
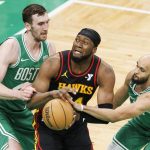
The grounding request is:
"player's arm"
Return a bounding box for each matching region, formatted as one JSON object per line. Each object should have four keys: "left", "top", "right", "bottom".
{"left": 113, "top": 71, "right": 132, "bottom": 108}
{"left": 0, "top": 39, "right": 35, "bottom": 100}
{"left": 74, "top": 60, "right": 115, "bottom": 124}
{"left": 27, "top": 54, "right": 60, "bottom": 109}
{"left": 79, "top": 67, "right": 132, "bottom": 121}
{"left": 81, "top": 61, "right": 115, "bottom": 122}
{"left": 79, "top": 92, "right": 150, "bottom": 122}
{"left": 27, "top": 54, "right": 73, "bottom": 109}
{"left": 47, "top": 40, "right": 56, "bottom": 55}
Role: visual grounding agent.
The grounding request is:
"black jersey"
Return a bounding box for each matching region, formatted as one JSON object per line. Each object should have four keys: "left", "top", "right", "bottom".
{"left": 49, "top": 50, "right": 101, "bottom": 105}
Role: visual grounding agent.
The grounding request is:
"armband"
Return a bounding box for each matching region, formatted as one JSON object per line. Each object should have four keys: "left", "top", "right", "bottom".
{"left": 98, "top": 103, "right": 113, "bottom": 109}
{"left": 80, "top": 103, "right": 113, "bottom": 124}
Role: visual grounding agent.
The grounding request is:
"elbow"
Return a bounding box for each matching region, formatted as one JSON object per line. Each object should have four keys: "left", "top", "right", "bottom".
{"left": 110, "top": 119, "right": 117, "bottom": 123}
{"left": 108, "top": 113, "right": 120, "bottom": 123}
{"left": 101, "top": 117, "right": 117, "bottom": 123}
{"left": 108, "top": 117, "right": 117, "bottom": 123}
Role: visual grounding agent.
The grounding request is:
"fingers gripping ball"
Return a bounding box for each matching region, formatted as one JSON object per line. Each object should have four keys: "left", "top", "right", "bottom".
{"left": 42, "top": 98, "right": 75, "bottom": 130}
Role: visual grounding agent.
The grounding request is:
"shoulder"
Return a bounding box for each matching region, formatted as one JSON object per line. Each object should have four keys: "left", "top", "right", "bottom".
{"left": 43, "top": 52, "right": 60, "bottom": 66}
{"left": 97, "top": 59, "right": 115, "bottom": 84}
{"left": 40, "top": 52, "right": 61, "bottom": 77}
{"left": 46, "top": 40, "right": 56, "bottom": 56}
{"left": 99, "top": 59, "right": 115, "bottom": 77}
{"left": 0, "top": 38, "right": 20, "bottom": 64}
{"left": 1, "top": 38, "right": 19, "bottom": 49}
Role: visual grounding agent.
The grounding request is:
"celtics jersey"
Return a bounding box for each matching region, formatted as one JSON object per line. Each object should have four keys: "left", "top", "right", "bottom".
{"left": 128, "top": 81, "right": 150, "bottom": 130}
{"left": 0, "top": 33, "right": 49, "bottom": 111}
{"left": 49, "top": 50, "right": 101, "bottom": 105}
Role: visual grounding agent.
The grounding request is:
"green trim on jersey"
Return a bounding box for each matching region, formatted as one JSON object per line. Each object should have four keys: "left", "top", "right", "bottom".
{"left": 128, "top": 81, "right": 150, "bottom": 130}
{"left": 0, "top": 33, "right": 49, "bottom": 111}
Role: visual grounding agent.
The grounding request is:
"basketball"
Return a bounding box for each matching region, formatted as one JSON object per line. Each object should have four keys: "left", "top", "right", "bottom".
{"left": 42, "top": 98, "right": 75, "bottom": 130}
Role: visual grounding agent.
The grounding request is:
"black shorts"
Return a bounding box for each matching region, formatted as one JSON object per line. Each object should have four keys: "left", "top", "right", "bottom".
{"left": 34, "top": 116, "right": 93, "bottom": 150}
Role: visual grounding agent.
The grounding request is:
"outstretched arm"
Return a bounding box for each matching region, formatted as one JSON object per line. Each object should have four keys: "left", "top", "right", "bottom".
{"left": 69, "top": 70, "right": 150, "bottom": 122}
{"left": 82, "top": 92, "right": 150, "bottom": 122}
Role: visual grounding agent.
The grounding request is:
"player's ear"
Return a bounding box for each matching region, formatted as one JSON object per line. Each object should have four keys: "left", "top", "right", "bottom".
{"left": 25, "top": 22, "right": 31, "bottom": 31}
{"left": 92, "top": 47, "right": 97, "bottom": 54}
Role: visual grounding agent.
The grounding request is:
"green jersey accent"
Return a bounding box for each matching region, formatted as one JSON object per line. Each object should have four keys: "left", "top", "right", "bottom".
{"left": 0, "top": 33, "right": 49, "bottom": 111}
{"left": 128, "top": 81, "right": 150, "bottom": 130}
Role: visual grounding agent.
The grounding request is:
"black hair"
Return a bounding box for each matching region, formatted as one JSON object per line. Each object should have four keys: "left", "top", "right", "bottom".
{"left": 78, "top": 28, "right": 101, "bottom": 47}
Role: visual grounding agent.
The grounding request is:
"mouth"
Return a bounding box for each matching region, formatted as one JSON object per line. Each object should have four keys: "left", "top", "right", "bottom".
{"left": 40, "top": 33, "right": 47, "bottom": 39}
{"left": 41, "top": 31, "right": 48, "bottom": 35}
{"left": 133, "top": 74, "right": 139, "bottom": 80}
{"left": 73, "top": 49, "right": 82, "bottom": 57}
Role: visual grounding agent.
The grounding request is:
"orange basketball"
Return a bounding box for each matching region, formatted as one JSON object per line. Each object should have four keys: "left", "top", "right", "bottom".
{"left": 42, "top": 98, "right": 75, "bottom": 130}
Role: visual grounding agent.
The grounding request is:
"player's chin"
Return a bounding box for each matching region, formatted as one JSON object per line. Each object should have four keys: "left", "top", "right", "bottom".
{"left": 40, "top": 35, "right": 47, "bottom": 41}
{"left": 133, "top": 76, "right": 139, "bottom": 81}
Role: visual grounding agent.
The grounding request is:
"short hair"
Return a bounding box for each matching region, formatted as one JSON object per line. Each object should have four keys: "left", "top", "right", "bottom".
{"left": 22, "top": 4, "right": 47, "bottom": 23}
{"left": 78, "top": 28, "right": 101, "bottom": 47}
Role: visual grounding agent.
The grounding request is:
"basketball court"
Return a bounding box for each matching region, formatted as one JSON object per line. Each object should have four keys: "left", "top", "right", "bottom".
{"left": 1, "top": 0, "right": 150, "bottom": 149}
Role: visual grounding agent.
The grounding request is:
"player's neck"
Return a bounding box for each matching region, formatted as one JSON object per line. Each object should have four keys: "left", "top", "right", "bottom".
{"left": 23, "top": 32, "right": 41, "bottom": 60}
{"left": 71, "top": 57, "right": 92, "bottom": 74}
{"left": 24, "top": 32, "right": 41, "bottom": 52}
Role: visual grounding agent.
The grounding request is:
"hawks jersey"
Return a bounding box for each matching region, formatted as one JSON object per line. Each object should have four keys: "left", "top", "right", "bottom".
{"left": 0, "top": 33, "right": 49, "bottom": 111}
{"left": 128, "top": 81, "right": 150, "bottom": 130}
{"left": 49, "top": 50, "right": 101, "bottom": 105}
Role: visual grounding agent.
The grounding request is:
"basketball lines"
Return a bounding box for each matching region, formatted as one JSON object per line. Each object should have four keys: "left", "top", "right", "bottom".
{"left": 16, "top": 0, "right": 73, "bottom": 35}
{"left": 16, "top": 0, "right": 150, "bottom": 35}
{"left": 58, "top": 101, "right": 67, "bottom": 128}
{"left": 73, "top": 0, "right": 150, "bottom": 15}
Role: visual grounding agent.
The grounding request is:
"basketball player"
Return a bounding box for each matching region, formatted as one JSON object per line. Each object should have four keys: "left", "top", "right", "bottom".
{"left": 0, "top": 4, "right": 56, "bottom": 150}
{"left": 28, "top": 28, "right": 115, "bottom": 150}
{"left": 70, "top": 54, "right": 150, "bottom": 150}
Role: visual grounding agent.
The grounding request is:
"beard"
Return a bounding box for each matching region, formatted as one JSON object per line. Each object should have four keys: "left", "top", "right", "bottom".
{"left": 70, "top": 51, "right": 92, "bottom": 63}
{"left": 132, "top": 74, "right": 148, "bottom": 84}
{"left": 31, "top": 28, "right": 47, "bottom": 42}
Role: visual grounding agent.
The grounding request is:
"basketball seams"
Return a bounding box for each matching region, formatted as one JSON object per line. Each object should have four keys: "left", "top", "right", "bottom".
{"left": 42, "top": 98, "right": 74, "bottom": 130}
{"left": 51, "top": 100, "right": 61, "bottom": 129}
{"left": 58, "top": 100, "right": 67, "bottom": 129}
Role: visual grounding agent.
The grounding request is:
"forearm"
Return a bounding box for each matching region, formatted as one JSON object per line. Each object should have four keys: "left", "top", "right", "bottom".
{"left": 83, "top": 105, "right": 115, "bottom": 122}
{"left": 27, "top": 91, "right": 54, "bottom": 110}
{"left": 0, "top": 84, "right": 19, "bottom": 100}
{"left": 81, "top": 103, "right": 113, "bottom": 124}
{"left": 83, "top": 103, "right": 143, "bottom": 123}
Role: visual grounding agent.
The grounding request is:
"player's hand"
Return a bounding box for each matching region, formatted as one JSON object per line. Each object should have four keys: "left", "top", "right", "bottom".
{"left": 13, "top": 83, "right": 36, "bottom": 101}
{"left": 49, "top": 87, "right": 77, "bottom": 101}
{"left": 67, "top": 98, "right": 84, "bottom": 112}
{"left": 65, "top": 111, "right": 80, "bottom": 129}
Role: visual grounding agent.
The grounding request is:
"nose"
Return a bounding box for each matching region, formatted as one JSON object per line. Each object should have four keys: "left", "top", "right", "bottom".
{"left": 43, "top": 23, "right": 48, "bottom": 31}
{"left": 76, "top": 41, "right": 83, "bottom": 48}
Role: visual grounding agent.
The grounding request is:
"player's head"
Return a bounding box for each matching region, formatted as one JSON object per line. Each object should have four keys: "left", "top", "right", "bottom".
{"left": 71, "top": 28, "right": 101, "bottom": 62}
{"left": 22, "top": 4, "right": 49, "bottom": 41}
{"left": 132, "top": 54, "right": 150, "bottom": 84}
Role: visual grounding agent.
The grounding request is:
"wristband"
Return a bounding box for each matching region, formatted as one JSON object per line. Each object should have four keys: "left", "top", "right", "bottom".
{"left": 80, "top": 104, "right": 84, "bottom": 111}
{"left": 98, "top": 103, "right": 113, "bottom": 109}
